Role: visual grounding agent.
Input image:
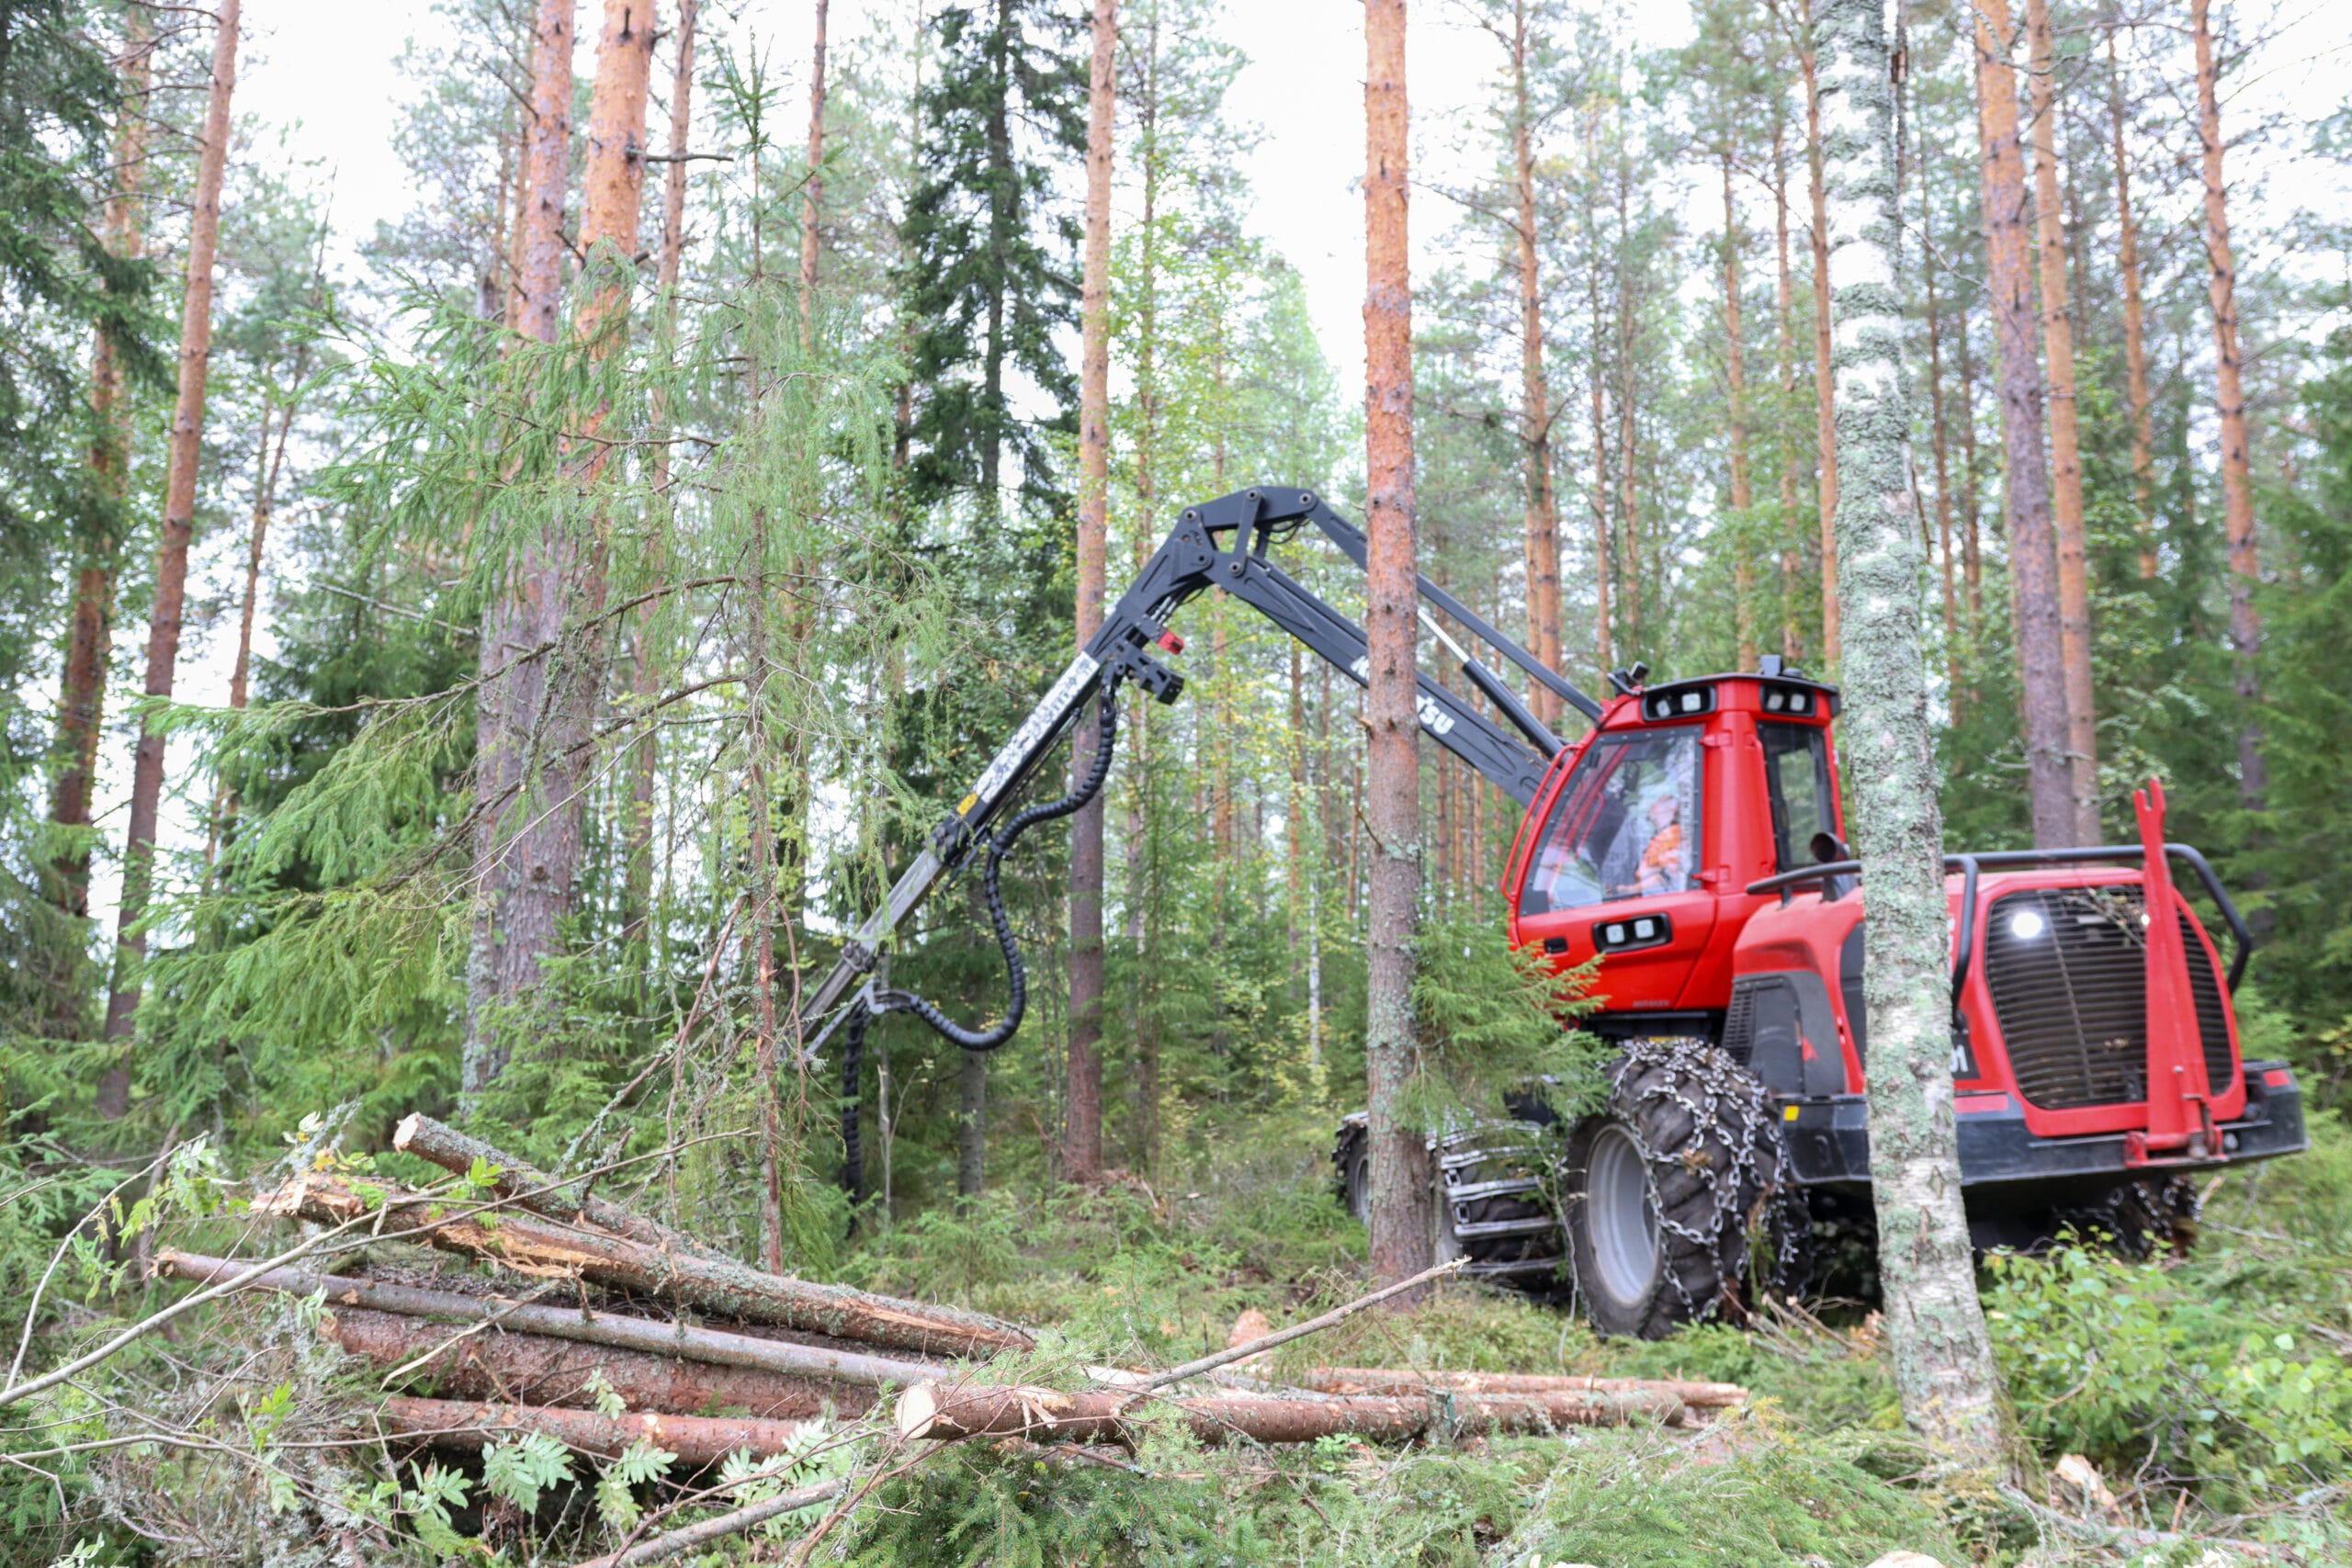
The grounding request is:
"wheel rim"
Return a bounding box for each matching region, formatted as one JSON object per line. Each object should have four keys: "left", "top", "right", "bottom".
{"left": 1585, "top": 1124, "right": 1660, "bottom": 1308}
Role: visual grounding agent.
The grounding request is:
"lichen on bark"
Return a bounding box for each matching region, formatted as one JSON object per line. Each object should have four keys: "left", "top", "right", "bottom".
{"left": 1815, "top": 0, "right": 2004, "bottom": 1467}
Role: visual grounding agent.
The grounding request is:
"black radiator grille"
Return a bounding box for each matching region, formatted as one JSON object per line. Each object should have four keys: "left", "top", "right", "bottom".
{"left": 1980, "top": 887, "right": 2235, "bottom": 1111}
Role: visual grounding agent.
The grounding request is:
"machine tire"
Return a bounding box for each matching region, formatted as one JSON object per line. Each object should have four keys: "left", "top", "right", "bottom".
{"left": 1562, "top": 1038, "right": 1792, "bottom": 1339}
{"left": 1333, "top": 1118, "right": 1372, "bottom": 1223}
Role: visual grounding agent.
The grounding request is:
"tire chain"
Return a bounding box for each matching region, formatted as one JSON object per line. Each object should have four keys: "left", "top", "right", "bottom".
{"left": 1610, "top": 1036, "right": 1809, "bottom": 1322}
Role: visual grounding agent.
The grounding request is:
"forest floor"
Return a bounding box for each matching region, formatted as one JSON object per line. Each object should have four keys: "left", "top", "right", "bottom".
{"left": 808, "top": 1110, "right": 2352, "bottom": 1567}
{"left": 28, "top": 1111, "right": 2352, "bottom": 1566}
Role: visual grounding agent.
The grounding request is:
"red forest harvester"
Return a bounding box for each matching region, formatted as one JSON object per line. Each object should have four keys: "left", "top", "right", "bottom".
{"left": 797, "top": 486, "right": 2307, "bottom": 1339}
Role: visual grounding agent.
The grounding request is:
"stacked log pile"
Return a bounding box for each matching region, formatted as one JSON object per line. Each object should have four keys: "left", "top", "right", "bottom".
{"left": 157, "top": 1116, "right": 1743, "bottom": 1472}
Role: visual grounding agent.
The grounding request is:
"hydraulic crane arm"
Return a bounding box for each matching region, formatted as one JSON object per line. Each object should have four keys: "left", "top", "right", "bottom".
{"left": 797, "top": 484, "right": 1600, "bottom": 1059}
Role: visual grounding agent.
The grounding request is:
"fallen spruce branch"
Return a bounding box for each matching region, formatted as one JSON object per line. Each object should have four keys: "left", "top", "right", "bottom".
{"left": 259, "top": 1174, "right": 1033, "bottom": 1358}
{"left": 155, "top": 1252, "right": 944, "bottom": 1390}
{"left": 393, "top": 1114, "right": 731, "bottom": 1265}
{"left": 895, "top": 1381, "right": 1684, "bottom": 1445}
{"left": 1121, "top": 1257, "right": 1467, "bottom": 1393}
{"left": 323, "top": 1305, "right": 874, "bottom": 1419}
{"left": 568, "top": 1475, "right": 849, "bottom": 1568}
{"left": 1272, "top": 1366, "right": 1747, "bottom": 1408}
{"left": 382, "top": 1396, "right": 823, "bottom": 1465}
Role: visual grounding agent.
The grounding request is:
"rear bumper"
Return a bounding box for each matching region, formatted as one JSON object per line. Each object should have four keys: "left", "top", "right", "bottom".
{"left": 1781, "top": 1060, "right": 2306, "bottom": 1204}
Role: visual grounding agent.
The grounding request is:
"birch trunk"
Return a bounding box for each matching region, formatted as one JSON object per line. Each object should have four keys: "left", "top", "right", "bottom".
{"left": 1816, "top": 0, "right": 2003, "bottom": 1464}
{"left": 1362, "top": 0, "right": 1433, "bottom": 1291}
{"left": 465, "top": 0, "right": 580, "bottom": 1105}
{"left": 98, "top": 0, "right": 239, "bottom": 1112}
{"left": 2025, "top": 0, "right": 2098, "bottom": 843}
{"left": 1066, "top": 0, "right": 1114, "bottom": 1182}
{"left": 51, "top": 17, "right": 152, "bottom": 935}
{"left": 2191, "top": 0, "right": 2265, "bottom": 814}
{"left": 2106, "top": 26, "right": 2156, "bottom": 579}
{"left": 1970, "top": 0, "right": 2072, "bottom": 849}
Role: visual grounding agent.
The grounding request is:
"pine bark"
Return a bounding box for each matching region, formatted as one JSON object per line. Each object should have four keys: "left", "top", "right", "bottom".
{"left": 1800, "top": 32, "right": 1840, "bottom": 667}
{"left": 157, "top": 1250, "right": 958, "bottom": 1384}
{"left": 1510, "top": 2, "right": 1561, "bottom": 710}
{"left": 1722, "top": 152, "right": 1756, "bottom": 668}
{"left": 2025, "top": 0, "right": 2098, "bottom": 843}
{"left": 98, "top": 0, "right": 240, "bottom": 1112}
{"left": 1065, "top": 0, "right": 1115, "bottom": 1184}
{"left": 2106, "top": 26, "right": 2156, "bottom": 579}
{"left": 256, "top": 1178, "right": 1035, "bottom": 1357}
{"left": 1363, "top": 0, "right": 1433, "bottom": 1292}
{"left": 798, "top": 0, "right": 830, "bottom": 334}
{"left": 465, "top": 0, "right": 580, "bottom": 1105}
{"left": 1971, "top": 0, "right": 2072, "bottom": 848}
{"left": 1817, "top": 0, "right": 2004, "bottom": 1465}
{"left": 1923, "top": 193, "right": 1962, "bottom": 716}
{"left": 897, "top": 1381, "right": 1683, "bottom": 1446}
{"left": 324, "top": 1308, "right": 872, "bottom": 1420}
{"left": 51, "top": 17, "right": 153, "bottom": 934}
{"left": 386, "top": 1396, "right": 826, "bottom": 1466}
{"left": 2192, "top": 0, "right": 2264, "bottom": 814}
{"left": 1771, "top": 110, "right": 1802, "bottom": 660}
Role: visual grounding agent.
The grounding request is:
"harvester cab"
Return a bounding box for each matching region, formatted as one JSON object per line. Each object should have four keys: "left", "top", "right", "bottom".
{"left": 800, "top": 484, "right": 2308, "bottom": 1340}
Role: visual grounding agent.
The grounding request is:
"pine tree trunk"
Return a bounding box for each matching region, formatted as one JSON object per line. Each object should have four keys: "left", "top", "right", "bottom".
{"left": 798, "top": 0, "right": 829, "bottom": 335}
{"left": 957, "top": 1047, "right": 987, "bottom": 1198}
{"left": 1970, "top": 0, "right": 2072, "bottom": 848}
{"left": 1818, "top": 0, "right": 2003, "bottom": 1464}
{"left": 2191, "top": 0, "right": 2264, "bottom": 814}
{"left": 1923, "top": 193, "right": 1962, "bottom": 720}
{"left": 1722, "top": 152, "right": 1756, "bottom": 668}
{"left": 465, "top": 0, "right": 580, "bottom": 1106}
{"left": 209, "top": 366, "right": 303, "bottom": 863}
{"left": 1589, "top": 110, "right": 1615, "bottom": 673}
{"left": 1126, "top": 2, "right": 1161, "bottom": 1177}
{"left": 1363, "top": 0, "right": 1432, "bottom": 1291}
{"left": 1772, "top": 111, "right": 1802, "bottom": 662}
{"left": 2105, "top": 28, "right": 2155, "bottom": 578}
{"left": 51, "top": 17, "right": 152, "bottom": 943}
{"left": 2025, "top": 0, "right": 2098, "bottom": 843}
{"left": 1066, "top": 0, "right": 1115, "bottom": 1183}
{"left": 1613, "top": 149, "right": 1642, "bottom": 651}
{"left": 1801, "top": 37, "right": 1840, "bottom": 667}
{"left": 623, "top": 0, "right": 700, "bottom": 952}
{"left": 1511, "top": 2, "right": 1562, "bottom": 710}
{"left": 1952, "top": 289, "right": 1984, "bottom": 626}
{"left": 98, "top": 0, "right": 239, "bottom": 1115}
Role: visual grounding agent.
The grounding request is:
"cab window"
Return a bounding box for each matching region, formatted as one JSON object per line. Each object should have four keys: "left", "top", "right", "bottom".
{"left": 1519, "top": 728, "right": 1702, "bottom": 915}
{"left": 1761, "top": 721, "right": 1835, "bottom": 871}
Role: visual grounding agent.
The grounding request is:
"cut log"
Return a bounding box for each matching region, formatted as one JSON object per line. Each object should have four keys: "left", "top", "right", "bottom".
{"left": 895, "top": 1380, "right": 1683, "bottom": 1447}
{"left": 381, "top": 1396, "right": 820, "bottom": 1465}
{"left": 1277, "top": 1367, "right": 1747, "bottom": 1409}
{"left": 392, "top": 1113, "right": 731, "bottom": 1265}
{"left": 322, "top": 1306, "right": 874, "bottom": 1420}
{"left": 155, "top": 1251, "right": 942, "bottom": 1390}
{"left": 257, "top": 1175, "right": 1032, "bottom": 1358}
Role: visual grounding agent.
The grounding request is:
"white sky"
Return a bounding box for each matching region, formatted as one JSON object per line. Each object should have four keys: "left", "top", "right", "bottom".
{"left": 71, "top": 0, "right": 2351, "bottom": 950}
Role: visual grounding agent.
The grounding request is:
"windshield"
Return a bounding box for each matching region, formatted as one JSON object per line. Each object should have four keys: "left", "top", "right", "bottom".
{"left": 1519, "top": 728, "right": 1703, "bottom": 914}
{"left": 1760, "top": 721, "right": 1836, "bottom": 871}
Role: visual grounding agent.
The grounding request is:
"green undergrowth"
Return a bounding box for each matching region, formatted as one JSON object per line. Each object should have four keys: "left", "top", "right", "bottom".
{"left": 843, "top": 1420, "right": 1962, "bottom": 1568}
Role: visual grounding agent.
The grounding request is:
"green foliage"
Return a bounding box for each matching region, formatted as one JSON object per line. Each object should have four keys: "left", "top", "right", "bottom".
{"left": 1409, "top": 909, "right": 1607, "bottom": 1131}
{"left": 481, "top": 1431, "right": 572, "bottom": 1515}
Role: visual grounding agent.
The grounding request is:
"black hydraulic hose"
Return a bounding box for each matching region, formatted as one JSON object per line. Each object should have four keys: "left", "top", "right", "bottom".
{"left": 873, "top": 681, "right": 1123, "bottom": 1053}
